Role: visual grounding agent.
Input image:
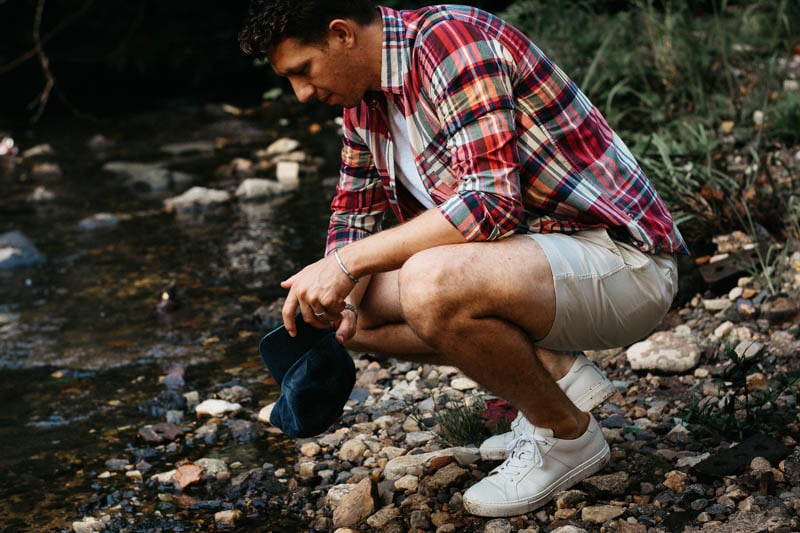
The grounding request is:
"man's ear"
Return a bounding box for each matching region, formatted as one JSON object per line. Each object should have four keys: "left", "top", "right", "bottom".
{"left": 328, "top": 19, "right": 356, "bottom": 48}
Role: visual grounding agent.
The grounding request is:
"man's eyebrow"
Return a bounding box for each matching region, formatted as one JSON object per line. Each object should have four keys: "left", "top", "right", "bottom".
{"left": 273, "top": 61, "right": 308, "bottom": 77}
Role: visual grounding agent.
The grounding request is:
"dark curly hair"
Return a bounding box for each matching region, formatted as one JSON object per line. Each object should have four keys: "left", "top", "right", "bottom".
{"left": 239, "top": 0, "right": 379, "bottom": 56}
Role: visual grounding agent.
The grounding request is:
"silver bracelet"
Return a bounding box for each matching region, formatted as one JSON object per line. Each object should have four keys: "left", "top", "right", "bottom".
{"left": 343, "top": 302, "right": 357, "bottom": 319}
{"left": 333, "top": 249, "right": 359, "bottom": 284}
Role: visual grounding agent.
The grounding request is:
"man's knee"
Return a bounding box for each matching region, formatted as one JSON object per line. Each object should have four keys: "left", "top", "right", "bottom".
{"left": 398, "top": 248, "right": 460, "bottom": 339}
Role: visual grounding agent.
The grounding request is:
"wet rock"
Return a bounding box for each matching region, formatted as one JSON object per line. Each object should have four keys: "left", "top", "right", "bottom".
{"left": 77, "top": 213, "right": 119, "bottom": 231}
{"left": 71, "top": 516, "right": 104, "bottom": 533}
{"left": 216, "top": 385, "right": 252, "bottom": 403}
{"left": 27, "top": 185, "right": 55, "bottom": 202}
{"left": 138, "top": 423, "right": 183, "bottom": 444}
{"left": 163, "top": 186, "right": 231, "bottom": 214}
{"left": 332, "top": 477, "right": 375, "bottom": 529}
{"left": 175, "top": 463, "right": 204, "bottom": 489}
{"left": 196, "top": 399, "right": 241, "bottom": 417}
{"left": 226, "top": 418, "right": 263, "bottom": 444}
{"left": 262, "top": 138, "right": 301, "bottom": 157}
{"left": 161, "top": 141, "right": 217, "bottom": 157}
{"left": 235, "top": 178, "right": 291, "bottom": 200}
{"left": 626, "top": 330, "right": 701, "bottom": 373}
{"left": 162, "top": 366, "right": 185, "bottom": 389}
{"left": 214, "top": 509, "right": 243, "bottom": 528}
{"left": 102, "top": 161, "right": 194, "bottom": 193}
{"left": 194, "top": 457, "right": 229, "bottom": 477}
{"left": 0, "top": 230, "right": 45, "bottom": 269}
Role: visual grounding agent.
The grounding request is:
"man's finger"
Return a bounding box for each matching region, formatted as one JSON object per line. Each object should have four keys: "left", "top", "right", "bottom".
{"left": 282, "top": 291, "right": 299, "bottom": 337}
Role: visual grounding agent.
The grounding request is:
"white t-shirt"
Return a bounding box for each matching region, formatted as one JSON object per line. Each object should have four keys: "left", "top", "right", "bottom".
{"left": 386, "top": 99, "right": 436, "bottom": 209}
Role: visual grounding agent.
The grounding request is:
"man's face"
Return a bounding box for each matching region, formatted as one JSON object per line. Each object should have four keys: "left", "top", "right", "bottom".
{"left": 268, "top": 36, "right": 367, "bottom": 108}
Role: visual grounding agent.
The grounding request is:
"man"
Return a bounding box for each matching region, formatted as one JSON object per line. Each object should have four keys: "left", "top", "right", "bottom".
{"left": 239, "top": 0, "right": 688, "bottom": 518}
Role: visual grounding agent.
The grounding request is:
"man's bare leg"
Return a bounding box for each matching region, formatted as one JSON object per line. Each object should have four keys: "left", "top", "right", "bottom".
{"left": 346, "top": 236, "right": 587, "bottom": 439}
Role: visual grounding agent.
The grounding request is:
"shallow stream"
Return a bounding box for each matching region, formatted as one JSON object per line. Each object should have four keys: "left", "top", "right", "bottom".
{"left": 0, "top": 103, "right": 340, "bottom": 531}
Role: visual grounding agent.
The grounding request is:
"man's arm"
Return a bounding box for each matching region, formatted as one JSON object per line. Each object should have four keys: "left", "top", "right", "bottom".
{"left": 281, "top": 208, "right": 466, "bottom": 337}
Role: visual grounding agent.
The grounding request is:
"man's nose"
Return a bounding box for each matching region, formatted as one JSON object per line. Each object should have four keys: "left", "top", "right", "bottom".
{"left": 289, "top": 78, "right": 315, "bottom": 103}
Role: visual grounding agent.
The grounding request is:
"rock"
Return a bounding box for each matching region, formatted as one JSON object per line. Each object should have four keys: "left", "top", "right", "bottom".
{"left": 71, "top": 517, "right": 104, "bottom": 533}
{"left": 450, "top": 377, "right": 479, "bottom": 390}
{"left": 163, "top": 186, "right": 231, "bottom": 214}
{"left": 235, "top": 177, "right": 291, "bottom": 200}
{"left": 102, "top": 161, "right": 194, "bottom": 192}
{"left": 626, "top": 330, "right": 701, "bottom": 373}
{"left": 301, "top": 442, "right": 322, "bottom": 457}
{"left": 484, "top": 519, "right": 513, "bottom": 533}
{"left": 138, "top": 423, "right": 183, "bottom": 444}
{"left": 174, "top": 463, "right": 204, "bottom": 489}
{"left": 422, "top": 463, "right": 470, "bottom": 492}
{"left": 214, "top": 509, "right": 243, "bottom": 528}
{"left": 0, "top": 230, "right": 45, "bottom": 269}
{"left": 395, "top": 474, "right": 420, "bottom": 492}
{"left": 367, "top": 505, "right": 402, "bottom": 528}
{"left": 195, "top": 399, "right": 241, "bottom": 417}
{"left": 77, "top": 213, "right": 119, "bottom": 231}
{"left": 339, "top": 438, "right": 368, "bottom": 463}
{"left": 263, "top": 138, "right": 301, "bottom": 157}
{"left": 581, "top": 504, "right": 626, "bottom": 523}
{"left": 617, "top": 521, "right": 647, "bottom": 533}
{"left": 663, "top": 470, "right": 690, "bottom": 492}
{"left": 760, "top": 296, "right": 798, "bottom": 323}
{"left": 383, "top": 447, "right": 480, "bottom": 480}
{"left": 405, "top": 431, "right": 436, "bottom": 447}
{"left": 333, "top": 477, "right": 375, "bottom": 529}
{"left": 195, "top": 458, "right": 228, "bottom": 477}
{"left": 582, "top": 471, "right": 629, "bottom": 495}
{"left": 276, "top": 160, "right": 301, "bottom": 188}
{"left": 27, "top": 186, "right": 55, "bottom": 202}
{"left": 734, "top": 341, "right": 764, "bottom": 360}
{"left": 160, "top": 141, "right": 216, "bottom": 157}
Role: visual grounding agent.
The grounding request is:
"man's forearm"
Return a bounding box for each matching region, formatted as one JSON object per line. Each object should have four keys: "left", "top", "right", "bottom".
{"left": 334, "top": 208, "right": 468, "bottom": 280}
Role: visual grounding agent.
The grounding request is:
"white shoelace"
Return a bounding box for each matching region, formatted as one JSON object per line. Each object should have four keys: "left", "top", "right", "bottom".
{"left": 494, "top": 432, "right": 551, "bottom": 479}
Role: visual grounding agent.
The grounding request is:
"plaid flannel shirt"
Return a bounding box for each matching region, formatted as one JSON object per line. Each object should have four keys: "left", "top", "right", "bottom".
{"left": 325, "top": 5, "right": 688, "bottom": 256}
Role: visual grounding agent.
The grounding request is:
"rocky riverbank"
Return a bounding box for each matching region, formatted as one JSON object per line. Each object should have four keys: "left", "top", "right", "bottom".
{"left": 68, "top": 258, "right": 800, "bottom": 532}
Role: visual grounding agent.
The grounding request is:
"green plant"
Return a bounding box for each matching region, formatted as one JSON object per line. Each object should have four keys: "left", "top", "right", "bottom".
{"left": 681, "top": 343, "right": 799, "bottom": 442}
{"left": 432, "top": 396, "right": 490, "bottom": 448}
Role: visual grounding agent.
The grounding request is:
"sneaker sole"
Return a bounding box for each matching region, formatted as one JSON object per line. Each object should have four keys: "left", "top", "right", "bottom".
{"left": 479, "top": 379, "right": 616, "bottom": 461}
{"left": 465, "top": 442, "right": 611, "bottom": 517}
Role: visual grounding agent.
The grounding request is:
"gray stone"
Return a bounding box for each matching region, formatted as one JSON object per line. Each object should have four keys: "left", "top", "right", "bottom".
{"left": 102, "top": 161, "right": 194, "bottom": 192}
{"left": 235, "top": 178, "right": 292, "bottom": 200}
{"left": 0, "top": 230, "right": 45, "bottom": 269}
{"left": 163, "top": 186, "right": 231, "bottom": 214}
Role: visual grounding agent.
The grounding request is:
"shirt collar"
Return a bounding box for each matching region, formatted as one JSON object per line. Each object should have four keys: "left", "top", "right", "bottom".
{"left": 378, "top": 6, "right": 411, "bottom": 96}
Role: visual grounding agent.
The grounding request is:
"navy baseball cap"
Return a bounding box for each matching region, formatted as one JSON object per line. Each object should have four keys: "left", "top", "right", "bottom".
{"left": 258, "top": 315, "right": 355, "bottom": 438}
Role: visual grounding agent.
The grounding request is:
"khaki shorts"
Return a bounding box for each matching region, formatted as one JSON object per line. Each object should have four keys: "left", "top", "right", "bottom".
{"left": 528, "top": 228, "right": 678, "bottom": 351}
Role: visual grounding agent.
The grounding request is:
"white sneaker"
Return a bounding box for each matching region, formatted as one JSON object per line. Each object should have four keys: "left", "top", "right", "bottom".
{"left": 464, "top": 415, "right": 610, "bottom": 517}
{"left": 479, "top": 354, "right": 615, "bottom": 460}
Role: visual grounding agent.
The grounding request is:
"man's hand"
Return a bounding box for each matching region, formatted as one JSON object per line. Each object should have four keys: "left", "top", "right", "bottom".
{"left": 280, "top": 253, "right": 356, "bottom": 337}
